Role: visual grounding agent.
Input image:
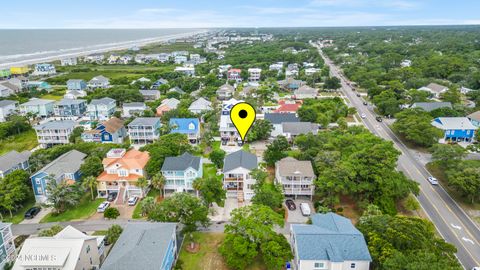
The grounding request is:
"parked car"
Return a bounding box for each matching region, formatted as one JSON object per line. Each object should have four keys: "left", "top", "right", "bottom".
{"left": 356, "top": 93, "right": 361, "bottom": 97}
{"left": 363, "top": 101, "right": 368, "bottom": 106}
{"left": 128, "top": 196, "right": 139, "bottom": 206}
{"left": 97, "top": 201, "right": 110, "bottom": 212}
{"left": 375, "top": 116, "right": 382, "bottom": 122}
{"left": 285, "top": 199, "right": 296, "bottom": 211}
{"left": 24, "top": 207, "right": 41, "bottom": 219}
{"left": 428, "top": 176, "right": 439, "bottom": 185}
{"left": 300, "top": 203, "right": 311, "bottom": 216}
{"left": 107, "top": 192, "right": 117, "bottom": 202}
{"left": 361, "top": 113, "right": 367, "bottom": 119}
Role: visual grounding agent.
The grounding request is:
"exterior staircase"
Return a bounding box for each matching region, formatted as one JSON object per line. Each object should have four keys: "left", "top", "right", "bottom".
{"left": 115, "top": 187, "right": 125, "bottom": 205}
{"left": 237, "top": 191, "right": 244, "bottom": 203}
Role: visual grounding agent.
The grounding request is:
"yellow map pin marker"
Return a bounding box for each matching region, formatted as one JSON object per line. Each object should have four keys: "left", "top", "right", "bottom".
{"left": 230, "top": 102, "right": 256, "bottom": 142}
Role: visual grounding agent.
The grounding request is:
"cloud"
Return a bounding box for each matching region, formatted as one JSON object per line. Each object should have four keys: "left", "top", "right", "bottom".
{"left": 309, "top": 0, "right": 418, "bottom": 9}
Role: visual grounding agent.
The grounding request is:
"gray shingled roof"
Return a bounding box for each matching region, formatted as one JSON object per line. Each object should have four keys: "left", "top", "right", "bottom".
{"left": 161, "top": 153, "right": 201, "bottom": 171}
{"left": 282, "top": 122, "right": 319, "bottom": 135}
{"left": 128, "top": 117, "right": 160, "bottom": 126}
{"left": 292, "top": 213, "right": 371, "bottom": 262}
{"left": 101, "top": 222, "right": 178, "bottom": 270}
{"left": 21, "top": 98, "right": 55, "bottom": 106}
{"left": 264, "top": 113, "right": 299, "bottom": 124}
{"left": 411, "top": 102, "right": 452, "bottom": 112}
{"left": 36, "top": 150, "right": 86, "bottom": 178}
{"left": 89, "top": 97, "right": 115, "bottom": 105}
{"left": 0, "top": 150, "right": 31, "bottom": 173}
{"left": 123, "top": 102, "right": 146, "bottom": 107}
{"left": 0, "top": 100, "right": 17, "bottom": 108}
{"left": 34, "top": 120, "right": 76, "bottom": 130}
{"left": 223, "top": 150, "right": 258, "bottom": 172}
{"left": 56, "top": 98, "right": 86, "bottom": 106}
{"left": 467, "top": 111, "right": 480, "bottom": 122}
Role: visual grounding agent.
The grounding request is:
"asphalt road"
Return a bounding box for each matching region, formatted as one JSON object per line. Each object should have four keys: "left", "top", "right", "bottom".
{"left": 315, "top": 43, "right": 480, "bottom": 269}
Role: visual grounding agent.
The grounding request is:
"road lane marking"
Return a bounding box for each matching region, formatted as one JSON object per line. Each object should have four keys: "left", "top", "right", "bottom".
{"left": 462, "top": 237, "right": 475, "bottom": 245}
{"left": 451, "top": 224, "right": 462, "bottom": 230}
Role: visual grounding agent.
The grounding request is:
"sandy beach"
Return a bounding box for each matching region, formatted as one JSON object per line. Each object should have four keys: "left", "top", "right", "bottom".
{"left": 0, "top": 30, "right": 208, "bottom": 69}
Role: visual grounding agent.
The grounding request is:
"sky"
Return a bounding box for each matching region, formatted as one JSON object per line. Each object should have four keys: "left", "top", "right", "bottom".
{"left": 1, "top": 0, "right": 480, "bottom": 29}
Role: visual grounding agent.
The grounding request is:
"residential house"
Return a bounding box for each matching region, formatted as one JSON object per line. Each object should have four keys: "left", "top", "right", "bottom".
{"left": 174, "top": 65, "right": 195, "bottom": 76}
{"left": 158, "top": 53, "right": 171, "bottom": 62}
{"left": 269, "top": 62, "right": 283, "bottom": 72}
{"left": 220, "top": 98, "right": 243, "bottom": 144}
{"left": 305, "top": 67, "right": 321, "bottom": 76}
{"left": 400, "top": 59, "right": 412, "bottom": 67}
{"left": 223, "top": 150, "right": 258, "bottom": 202}
{"left": 0, "top": 68, "right": 11, "bottom": 78}
{"left": 8, "top": 76, "right": 28, "bottom": 90}
{"left": 174, "top": 55, "right": 188, "bottom": 64}
{"left": 32, "top": 63, "right": 56, "bottom": 76}
{"left": 467, "top": 111, "right": 480, "bottom": 127}
{"left": 34, "top": 120, "right": 76, "bottom": 148}
{"left": 88, "top": 75, "right": 110, "bottom": 89}
{"left": 60, "top": 57, "right": 78, "bottom": 66}
{"left": 282, "top": 122, "right": 319, "bottom": 141}
{"left": 156, "top": 98, "right": 180, "bottom": 116}
{"left": 161, "top": 153, "right": 203, "bottom": 192}
{"left": 248, "top": 68, "right": 262, "bottom": 82}
{"left": 0, "top": 150, "right": 31, "bottom": 178}
{"left": 100, "top": 222, "right": 179, "bottom": 270}
{"left": 290, "top": 213, "right": 372, "bottom": 270}
{"left": 0, "top": 100, "right": 17, "bottom": 122}
{"left": 216, "top": 84, "right": 235, "bottom": 100}
{"left": 96, "top": 148, "right": 150, "bottom": 201}
{"left": 411, "top": 102, "right": 452, "bottom": 112}
{"left": 218, "top": 64, "right": 232, "bottom": 74}
{"left": 84, "top": 54, "right": 104, "bottom": 63}
{"left": 131, "top": 77, "right": 151, "bottom": 86}
{"left": 151, "top": 78, "right": 169, "bottom": 90}
{"left": 0, "top": 223, "right": 15, "bottom": 270}
{"left": 169, "top": 118, "right": 200, "bottom": 144}
{"left": 264, "top": 113, "right": 299, "bottom": 137}
{"left": 12, "top": 225, "right": 105, "bottom": 270}
{"left": 418, "top": 83, "right": 449, "bottom": 99}
{"left": 54, "top": 98, "right": 87, "bottom": 117}
{"left": 81, "top": 117, "right": 126, "bottom": 143}
{"left": 87, "top": 97, "right": 116, "bottom": 120}
{"left": 431, "top": 117, "right": 478, "bottom": 142}
{"left": 273, "top": 100, "right": 302, "bottom": 114}
{"left": 294, "top": 85, "right": 318, "bottom": 99}
{"left": 19, "top": 98, "right": 55, "bottom": 117}
{"left": 27, "top": 81, "right": 52, "bottom": 92}
{"left": 275, "top": 157, "right": 315, "bottom": 199}
{"left": 168, "top": 86, "right": 186, "bottom": 95}
{"left": 64, "top": 89, "right": 87, "bottom": 99}
{"left": 127, "top": 117, "right": 161, "bottom": 146}
{"left": 278, "top": 77, "right": 305, "bottom": 91}
{"left": 30, "top": 150, "right": 86, "bottom": 202}
{"left": 67, "top": 79, "right": 87, "bottom": 91}
{"left": 139, "top": 89, "right": 161, "bottom": 101}
{"left": 240, "top": 85, "right": 257, "bottom": 98}
{"left": 119, "top": 54, "right": 133, "bottom": 64}
{"left": 460, "top": 86, "right": 476, "bottom": 95}
{"left": 227, "top": 68, "right": 242, "bottom": 82}
{"left": 0, "top": 82, "right": 18, "bottom": 97}
{"left": 10, "top": 66, "right": 29, "bottom": 75}
{"left": 188, "top": 97, "right": 212, "bottom": 114}
{"left": 122, "top": 102, "right": 147, "bottom": 117}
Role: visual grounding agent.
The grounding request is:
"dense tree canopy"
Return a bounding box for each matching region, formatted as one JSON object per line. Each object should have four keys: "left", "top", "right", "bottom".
{"left": 393, "top": 109, "right": 443, "bottom": 147}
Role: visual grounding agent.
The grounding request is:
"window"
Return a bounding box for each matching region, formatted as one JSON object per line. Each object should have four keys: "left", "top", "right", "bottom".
{"left": 314, "top": 262, "right": 326, "bottom": 269}
{"left": 351, "top": 263, "right": 356, "bottom": 268}
{"left": 118, "top": 170, "right": 128, "bottom": 177}
{"left": 35, "top": 179, "right": 41, "bottom": 185}
{"left": 37, "top": 187, "right": 43, "bottom": 195}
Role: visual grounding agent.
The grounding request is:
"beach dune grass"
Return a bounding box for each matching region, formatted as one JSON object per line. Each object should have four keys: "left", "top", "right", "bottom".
{"left": 0, "top": 129, "right": 38, "bottom": 155}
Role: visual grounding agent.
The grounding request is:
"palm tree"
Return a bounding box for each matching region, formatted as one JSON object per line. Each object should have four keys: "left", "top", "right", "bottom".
{"left": 151, "top": 173, "right": 166, "bottom": 198}
{"left": 82, "top": 176, "right": 98, "bottom": 201}
{"left": 136, "top": 177, "right": 149, "bottom": 197}
{"left": 140, "top": 197, "right": 156, "bottom": 217}
{"left": 192, "top": 177, "right": 202, "bottom": 198}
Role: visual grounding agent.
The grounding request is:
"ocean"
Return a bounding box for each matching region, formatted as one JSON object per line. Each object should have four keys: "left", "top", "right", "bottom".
{"left": 0, "top": 29, "right": 203, "bottom": 66}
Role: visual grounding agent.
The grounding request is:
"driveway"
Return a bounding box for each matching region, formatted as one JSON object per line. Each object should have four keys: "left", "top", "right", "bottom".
{"left": 209, "top": 198, "right": 252, "bottom": 222}
{"left": 285, "top": 199, "right": 313, "bottom": 224}
{"left": 89, "top": 203, "right": 137, "bottom": 220}
{"left": 20, "top": 207, "right": 52, "bottom": 224}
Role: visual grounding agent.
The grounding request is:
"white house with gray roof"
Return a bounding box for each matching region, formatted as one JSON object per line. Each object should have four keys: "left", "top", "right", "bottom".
{"left": 87, "top": 97, "right": 116, "bottom": 120}
{"left": 0, "top": 150, "right": 31, "bottom": 178}
{"left": 418, "top": 83, "right": 449, "bottom": 99}
{"left": 290, "top": 213, "right": 371, "bottom": 270}
{"left": 122, "top": 102, "right": 147, "bottom": 117}
{"left": 223, "top": 150, "right": 258, "bottom": 202}
{"left": 294, "top": 85, "right": 318, "bottom": 99}
{"left": 88, "top": 75, "right": 110, "bottom": 89}
{"left": 275, "top": 157, "right": 315, "bottom": 199}
{"left": 411, "top": 102, "right": 452, "bottom": 112}
{"left": 264, "top": 113, "right": 299, "bottom": 137}
{"left": 30, "top": 150, "right": 86, "bottom": 203}
{"left": 19, "top": 98, "right": 55, "bottom": 117}
{"left": 101, "top": 222, "right": 179, "bottom": 270}
{"left": 282, "top": 122, "right": 319, "bottom": 141}
{"left": 127, "top": 117, "right": 161, "bottom": 146}
{"left": 34, "top": 120, "right": 76, "bottom": 148}
{"left": 161, "top": 153, "right": 203, "bottom": 192}
{"left": 0, "top": 100, "right": 17, "bottom": 122}
{"left": 188, "top": 97, "right": 213, "bottom": 114}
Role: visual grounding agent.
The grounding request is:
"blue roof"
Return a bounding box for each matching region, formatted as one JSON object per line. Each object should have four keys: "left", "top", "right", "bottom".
{"left": 169, "top": 118, "right": 199, "bottom": 134}
{"left": 291, "top": 213, "right": 371, "bottom": 262}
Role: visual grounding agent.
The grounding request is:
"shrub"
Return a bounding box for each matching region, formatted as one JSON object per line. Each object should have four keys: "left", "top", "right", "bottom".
{"left": 104, "top": 207, "right": 120, "bottom": 219}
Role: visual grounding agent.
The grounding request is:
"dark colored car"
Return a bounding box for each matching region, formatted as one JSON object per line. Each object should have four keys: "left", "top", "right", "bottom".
{"left": 363, "top": 101, "right": 368, "bottom": 106}
{"left": 356, "top": 93, "right": 361, "bottom": 97}
{"left": 107, "top": 192, "right": 117, "bottom": 202}
{"left": 285, "top": 199, "right": 296, "bottom": 211}
{"left": 24, "top": 207, "right": 41, "bottom": 219}
{"left": 376, "top": 116, "right": 383, "bottom": 122}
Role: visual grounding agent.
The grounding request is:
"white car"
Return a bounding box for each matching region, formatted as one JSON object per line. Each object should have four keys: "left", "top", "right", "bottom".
{"left": 361, "top": 113, "right": 367, "bottom": 119}
{"left": 97, "top": 201, "right": 110, "bottom": 212}
{"left": 128, "top": 196, "right": 139, "bottom": 206}
{"left": 471, "top": 267, "right": 480, "bottom": 270}
{"left": 427, "top": 176, "right": 439, "bottom": 185}
{"left": 300, "top": 203, "right": 311, "bottom": 216}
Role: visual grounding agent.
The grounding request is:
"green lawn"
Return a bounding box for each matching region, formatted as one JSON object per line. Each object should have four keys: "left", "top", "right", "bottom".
{"left": 203, "top": 163, "right": 222, "bottom": 181}
{"left": 92, "top": 230, "right": 107, "bottom": 236}
{"left": 132, "top": 188, "right": 161, "bottom": 219}
{"left": 40, "top": 89, "right": 66, "bottom": 101}
{"left": 0, "top": 129, "right": 38, "bottom": 155}
{"left": 1, "top": 194, "right": 36, "bottom": 224}
{"left": 40, "top": 195, "right": 104, "bottom": 223}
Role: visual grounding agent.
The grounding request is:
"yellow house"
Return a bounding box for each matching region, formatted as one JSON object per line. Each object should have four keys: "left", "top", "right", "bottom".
{"left": 10, "top": 66, "right": 29, "bottom": 75}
